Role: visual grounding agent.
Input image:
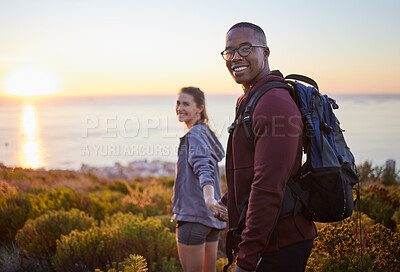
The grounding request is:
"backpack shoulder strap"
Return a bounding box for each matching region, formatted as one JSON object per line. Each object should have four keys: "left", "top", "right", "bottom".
{"left": 285, "top": 74, "right": 319, "bottom": 90}
{"left": 242, "top": 81, "right": 292, "bottom": 147}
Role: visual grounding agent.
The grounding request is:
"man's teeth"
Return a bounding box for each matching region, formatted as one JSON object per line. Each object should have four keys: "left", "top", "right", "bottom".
{"left": 233, "top": 66, "right": 247, "bottom": 72}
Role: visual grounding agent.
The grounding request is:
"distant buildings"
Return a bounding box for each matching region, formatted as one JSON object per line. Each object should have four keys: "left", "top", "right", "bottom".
{"left": 80, "top": 160, "right": 175, "bottom": 179}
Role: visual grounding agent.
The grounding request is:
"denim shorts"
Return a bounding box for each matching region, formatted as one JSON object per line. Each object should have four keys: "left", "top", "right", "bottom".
{"left": 176, "top": 221, "right": 220, "bottom": 245}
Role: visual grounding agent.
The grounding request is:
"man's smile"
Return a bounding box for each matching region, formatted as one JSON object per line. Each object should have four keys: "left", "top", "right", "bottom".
{"left": 231, "top": 65, "right": 249, "bottom": 76}
{"left": 233, "top": 66, "right": 248, "bottom": 72}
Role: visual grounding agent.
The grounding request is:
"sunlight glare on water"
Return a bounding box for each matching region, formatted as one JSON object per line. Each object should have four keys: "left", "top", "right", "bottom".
{"left": 20, "top": 105, "right": 44, "bottom": 168}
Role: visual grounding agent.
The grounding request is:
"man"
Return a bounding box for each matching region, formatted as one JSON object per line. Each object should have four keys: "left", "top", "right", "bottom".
{"left": 219, "top": 22, "right": 316, "bottom": 272}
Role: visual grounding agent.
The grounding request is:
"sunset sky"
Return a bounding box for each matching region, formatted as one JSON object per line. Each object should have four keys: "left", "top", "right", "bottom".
{"left": 0, "top": 0, "right": 399, "bottom": 97}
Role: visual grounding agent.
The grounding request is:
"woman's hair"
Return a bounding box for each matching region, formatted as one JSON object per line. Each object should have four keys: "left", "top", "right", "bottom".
{"left": 178, "top": 87, "right": 209, "bottom": 125}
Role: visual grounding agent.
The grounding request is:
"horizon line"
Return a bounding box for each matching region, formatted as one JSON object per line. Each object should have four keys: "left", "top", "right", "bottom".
{"left": 1, "top": 92, "right": 400, "bottom": 100}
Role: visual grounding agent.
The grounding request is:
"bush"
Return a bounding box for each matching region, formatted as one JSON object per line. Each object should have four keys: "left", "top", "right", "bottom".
{"left": 110, "top": 180, "right": 131, "bottom": 194}
{"left": 307, "top": 219, "right": 365, "bottom": 272}
{"left": 0, "top": 180, "right": 17, "bottom": 197}
{"left": 306, "top": 218, "right": 400, "bottom": 272}
{"left": 382, "top": 166, "right": 400, "bottom": 186}
{"left": 216, "top": 258, "right": 229, "bottom": 272}
{"left": 154, "top": 215, "right": 176, "bottom": 233}
{"left": 367, "top": 223, "right": 400, "bottom": 271}
{"left": 105, "top": 213, "right": 179, "bottom": 271}
{"left": 52, "top": 226, "right": 121, "bottom": 271}
{"left": 357, "top": 161, "right": 399, "bottom": 186}
{"left": 119, "top": 254, "right": 149, "bottom": 272}
{"left": 95, "top": 254, "right": 148, "bottom": 272}
{"left": 16, "top": 209, "right": 96, "bottom": 269}
{"left": 361, "top": 185, "right": 399, "bottom": 231}
{"left": 0, "top": 192, "right": 33, "bottom": 243}
{"left": 34, "top": 188, "right": 92, "bottom": 216}
{"left": 89, "top": 190, "right": 125, "bottom": 220}
{"left": 149, "top": 257, "right": 181, "bottom": 272}
{"left": 357, "top": 161, "right": 382, "bottom": 184}
{"left": 0, "top": 188, "right": 94, "bottom": 244}
{"left": 52, "top": 212, "right": 179, "bottom": 272}
{"left": 122, "top": 181, "right": 172, "bottom": 217}
{"left": 158, "top": 177, "right": 175, "bottom": 188}
{"left": 1, "top": 168, "right": 31, "bottom": 181}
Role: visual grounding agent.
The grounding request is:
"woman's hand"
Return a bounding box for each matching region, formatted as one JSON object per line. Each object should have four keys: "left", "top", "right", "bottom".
{"left": 213, "top": 199, "right": 228, "bottom": 222}
{"left": 203, "top": 185, "right": 228, "bottom": 221}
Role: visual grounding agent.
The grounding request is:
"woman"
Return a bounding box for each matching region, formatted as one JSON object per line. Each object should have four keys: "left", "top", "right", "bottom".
{"left": 171, "top": 87, "right": 228, "bottom": 272}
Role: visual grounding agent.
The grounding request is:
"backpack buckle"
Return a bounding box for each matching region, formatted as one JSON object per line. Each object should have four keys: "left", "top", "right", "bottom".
{"left": 243, "top": 115, "right": 251, "bottom": 124}
{"left": 228, "top": 120, "right": 238, "bottom": 133}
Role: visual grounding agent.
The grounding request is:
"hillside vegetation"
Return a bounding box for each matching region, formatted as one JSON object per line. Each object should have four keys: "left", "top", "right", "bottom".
{"left": 0, "top": 161, "right": 399, "bottom": 272}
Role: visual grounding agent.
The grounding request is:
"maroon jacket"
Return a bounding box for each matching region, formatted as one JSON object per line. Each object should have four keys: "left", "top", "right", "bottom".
{"left": 222, "top": 71, "right": 316, "bottom": 271}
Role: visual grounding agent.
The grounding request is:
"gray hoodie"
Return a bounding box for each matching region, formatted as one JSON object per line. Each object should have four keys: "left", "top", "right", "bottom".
{"left": 171, "top": 124, "right": 226, "bottom": 230}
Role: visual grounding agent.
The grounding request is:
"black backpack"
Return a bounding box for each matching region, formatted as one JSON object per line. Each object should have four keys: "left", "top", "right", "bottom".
{"left": 239, "top": 74, "right": 359, "bottom": 223}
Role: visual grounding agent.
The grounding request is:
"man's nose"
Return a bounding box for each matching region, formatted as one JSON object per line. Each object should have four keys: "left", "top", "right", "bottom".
{"left": 231, "top": 49, "right": 242, "bottom": 61}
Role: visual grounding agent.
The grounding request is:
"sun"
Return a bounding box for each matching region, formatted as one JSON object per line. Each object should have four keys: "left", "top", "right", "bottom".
{"left": 3, "top": 65, "right": 60, "bottom": 96}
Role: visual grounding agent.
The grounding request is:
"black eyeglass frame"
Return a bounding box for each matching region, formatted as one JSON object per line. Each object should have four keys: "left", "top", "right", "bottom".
{"left": 220, "top": 44, "right": 266, "bottom": 61}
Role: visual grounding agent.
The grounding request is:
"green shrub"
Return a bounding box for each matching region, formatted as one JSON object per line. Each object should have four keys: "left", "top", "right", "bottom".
{"left": 382, "top": 166, "right": 399, "bottom": 186}
{"left": 356, "top": 161, "right": 399, "bottom": 186}
{"left": 158, "top": 177, "right": 175, "bottom": 188}
{"left": 216, "top": 258, "right": 228, "bottom": 272}
{"left": 122, "top": 181, "right": 172, "bottom": 217}
{"left": 0, "top": 180, "right": 17, "bottom": 197}
{"left": 154, "top": 215, "right": 176, "bottom": 233}
{"left": 0, "top": 188, "right": 95, "bottom": 245}
{"left": 89, "top": 190, "right": 125, "bottom": 220}
{"left": 149, "top": 257, "right": 181, "bottom": 272}
{"left": 1, "top": 168, "right": 31, "bottom": 181}
{"left": 119, "top": 254, "right": 148, "bottom": 272}
{"left": 306, "top": 218, "right": 400, "bottom": 272}
{"left": 94, "top": 254, "right": 148, "bottom": 272}
{"left": 52, "top": 212, "right": 179, "bottom": 272}
{"left": 0, "top": 192, "right": 33, "bottom": 243}
{"left": 35, "top": 188, "right": 92, "bottom": 215}
{"left": 16, "top": 209, "right": 96, "bottom": 268}
{"left": 357, "top": 161, "right": 382, "bottom": 184}
{"left": 52, "top": 226, "right": 121, "bottom": 272}
{"left": 106, "top": 179, "right": 132, "bottom": 194}
{"left": 361, "top": 185, "right": 399, "bottom": 231}
{"left": 367, "top": 223, "right": 400, "bottom": 271}
{"left": 307, "top": 219, "right": 365, "bottom": 272}
{"left": 105, "top": 213, "right": 178, "bottom": 271}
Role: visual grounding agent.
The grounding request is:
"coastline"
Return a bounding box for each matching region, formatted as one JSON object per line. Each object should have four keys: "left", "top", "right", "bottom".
{"left": 80, "top": 160, "right": 176, "bottom": 179}
{"left": 0, "top": 160, "right": 177, "bottom": 179}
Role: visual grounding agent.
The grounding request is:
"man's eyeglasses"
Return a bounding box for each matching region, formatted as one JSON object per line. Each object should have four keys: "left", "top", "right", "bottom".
{"left": 220, "top": 44, "right": 266, "bottom": 61}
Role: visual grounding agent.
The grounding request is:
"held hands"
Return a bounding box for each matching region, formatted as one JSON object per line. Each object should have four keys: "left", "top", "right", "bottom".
{"left": 206, "top": 198, "right": 228, "bottom": 222}
{"left": 213, "top": 199, "right": 228, "bottom": 222}
{"left": 203, "top": 185, "right": 228, "bottom": 222}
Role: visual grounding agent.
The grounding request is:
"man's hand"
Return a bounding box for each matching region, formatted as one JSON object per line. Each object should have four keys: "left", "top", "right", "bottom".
{"left": 203, "top": 185, "right": 228, "bottom": 221}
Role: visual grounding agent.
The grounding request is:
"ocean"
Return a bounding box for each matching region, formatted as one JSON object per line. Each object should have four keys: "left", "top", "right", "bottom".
{"left": 0, "top": 94, "right": 399, "bottom": 170}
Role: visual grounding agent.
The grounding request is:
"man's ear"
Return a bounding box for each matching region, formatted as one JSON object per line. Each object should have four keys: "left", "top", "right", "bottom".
{"left": 264, "top": 47, "right": 270, "bottom": 58}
